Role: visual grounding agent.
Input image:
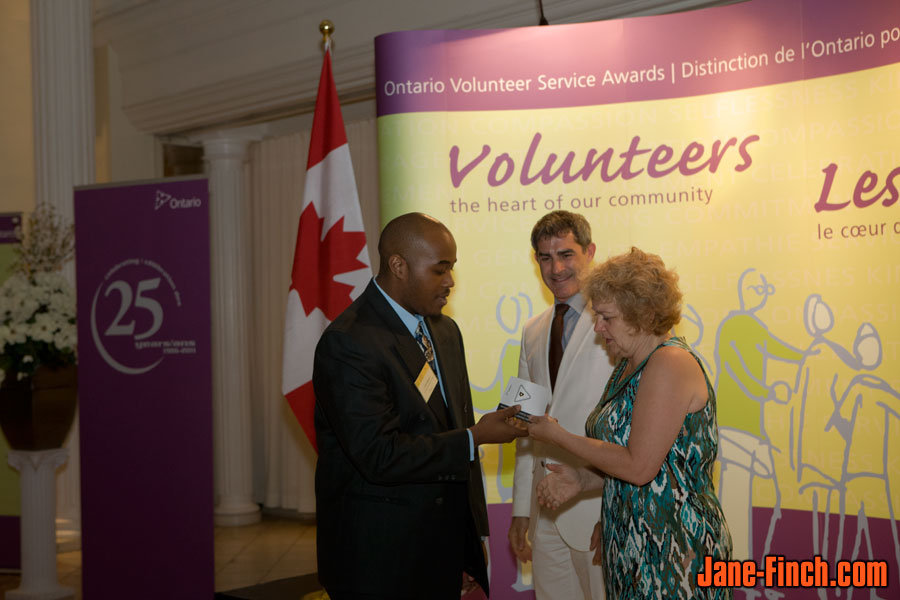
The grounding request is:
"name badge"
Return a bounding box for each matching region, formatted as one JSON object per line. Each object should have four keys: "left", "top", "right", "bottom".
{"left": 415, "top": 363, "right": 438, "bottom": 401}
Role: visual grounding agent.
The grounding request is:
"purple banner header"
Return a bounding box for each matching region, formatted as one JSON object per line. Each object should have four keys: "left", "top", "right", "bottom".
{"left": 375, "top": 0, "right": 900, "bottom": 115}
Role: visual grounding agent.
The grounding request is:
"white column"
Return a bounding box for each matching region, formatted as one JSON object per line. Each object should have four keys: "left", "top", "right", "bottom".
{"left": 202, "top": 129, "right": 262, "bottom": 526}
{"left": 7, "top": 450, "right": 74, "bottom": 600}
{"left": 30, "top": 0, "right": 95, "bottom": 545}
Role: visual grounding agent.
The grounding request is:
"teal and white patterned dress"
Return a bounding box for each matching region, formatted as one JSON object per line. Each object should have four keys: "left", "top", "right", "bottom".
{"left": 586, "top": 336, "right": 732, "bottom": 599}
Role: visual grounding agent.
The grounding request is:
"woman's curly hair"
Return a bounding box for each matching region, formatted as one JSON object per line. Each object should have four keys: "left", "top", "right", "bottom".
{"left": 583, "top": 247, "right": 682, "bottom": 335}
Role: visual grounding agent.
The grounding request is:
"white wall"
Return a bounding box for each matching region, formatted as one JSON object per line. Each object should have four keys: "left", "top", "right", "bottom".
{"left": 94, "top": 44, "right": 159, "bottom": 184}
{"left": 0, "top": 0, "right": 34, "bottom": 214}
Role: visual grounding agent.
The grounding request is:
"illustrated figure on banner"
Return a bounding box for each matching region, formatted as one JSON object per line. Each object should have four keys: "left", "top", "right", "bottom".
{"left": 710, "top": 270, "right": 899, "bottom": 600}
{"left": 713, "top": 268, "right": 806, "bottom": 563}
{"left": 470, "top": 292, "right": 536, "bottom": 596}
{"left": 680, "top": 303, "right": 714, "bottom": 376}
{"left": 781, "top": 295, "right": 900, "bottom": 599}
{"left": 471, "top": 291, "right": 534, "bottom": 504}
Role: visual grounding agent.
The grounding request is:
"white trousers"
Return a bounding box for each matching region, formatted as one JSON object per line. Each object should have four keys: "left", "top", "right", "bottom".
{"left": 532, "top": 511, "right": 606, "bottom": 600}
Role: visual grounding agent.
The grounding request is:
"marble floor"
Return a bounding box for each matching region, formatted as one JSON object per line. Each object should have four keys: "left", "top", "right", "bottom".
{"left": 0, "top": 514, "right": 318, "bottom": 599}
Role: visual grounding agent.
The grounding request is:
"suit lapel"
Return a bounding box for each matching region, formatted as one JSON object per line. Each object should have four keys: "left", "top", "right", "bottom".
{"left": 553, "top": 307, "right": 598, "bottom": 398}
{"left": 533, "top": 309, "right": 553, "bottom": 387}
{"left": 362, "top": 282, "right": 427, "bottom": 381}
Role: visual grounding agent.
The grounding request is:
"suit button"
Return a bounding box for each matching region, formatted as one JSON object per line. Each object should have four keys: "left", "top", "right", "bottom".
{"left": 435, "top": 497, "right": 443, "bottom": 505}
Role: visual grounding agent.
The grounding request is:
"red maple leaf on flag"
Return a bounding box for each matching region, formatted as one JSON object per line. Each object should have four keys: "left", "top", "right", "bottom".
{"left": 291, "top": 202, "right": 367, "bottom": 321}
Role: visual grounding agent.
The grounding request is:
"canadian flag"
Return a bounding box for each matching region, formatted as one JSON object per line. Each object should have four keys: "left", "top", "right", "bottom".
{"left": 282, "top": 46, "right": 371, "bottom": 452}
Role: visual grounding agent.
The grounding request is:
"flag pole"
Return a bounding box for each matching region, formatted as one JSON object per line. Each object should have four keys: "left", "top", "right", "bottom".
{"left": 300, "top": 23, "right": 336, "bottom": 600}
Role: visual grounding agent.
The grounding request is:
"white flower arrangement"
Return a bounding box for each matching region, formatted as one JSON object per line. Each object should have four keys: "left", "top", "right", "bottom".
{"left": 0, "top": 204, "right": 76, "bottom": 385}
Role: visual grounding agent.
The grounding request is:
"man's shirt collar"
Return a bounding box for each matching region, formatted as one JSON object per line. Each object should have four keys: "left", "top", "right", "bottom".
{"left": 373, "top": 278, "right": 421, "bottom": 337}
{"left": 557, "top": 292, "right": 586, "bottom": 315}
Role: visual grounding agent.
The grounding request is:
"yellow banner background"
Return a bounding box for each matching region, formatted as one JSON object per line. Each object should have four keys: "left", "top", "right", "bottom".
{"left": 379, "top": 63, "right": 900, "bottom": 562}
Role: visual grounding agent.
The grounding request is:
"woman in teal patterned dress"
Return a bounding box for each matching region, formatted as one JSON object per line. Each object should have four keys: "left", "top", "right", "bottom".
{"left": 527, "top": 247, "right": 732, "bottom": 599}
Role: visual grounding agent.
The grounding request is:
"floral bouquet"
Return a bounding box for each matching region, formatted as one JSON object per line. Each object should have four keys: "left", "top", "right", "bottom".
{"left": 0, "top": 204, "right": 77, "bottom": 385}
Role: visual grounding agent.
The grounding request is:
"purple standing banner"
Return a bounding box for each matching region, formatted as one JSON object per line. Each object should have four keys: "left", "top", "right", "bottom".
{"left": 74, "top": 177, "right": 212, "bottom": 599}
{"left": 0, "top": 212, "right": 22, "bottom": 570}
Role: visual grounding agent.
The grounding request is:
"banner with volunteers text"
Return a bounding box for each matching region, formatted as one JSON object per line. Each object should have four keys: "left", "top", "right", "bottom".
{"left": 376, "top": 0, "right": 900, "bottom": 597}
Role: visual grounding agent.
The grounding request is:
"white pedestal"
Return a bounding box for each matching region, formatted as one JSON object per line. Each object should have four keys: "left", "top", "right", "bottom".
{"left": 7, "top": 449, "right": 74, "bottom": 600}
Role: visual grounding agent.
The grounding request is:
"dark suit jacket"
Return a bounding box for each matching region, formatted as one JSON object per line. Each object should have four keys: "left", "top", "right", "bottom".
{"left": 313, "top": 281, "right": 489, "bottom": 599}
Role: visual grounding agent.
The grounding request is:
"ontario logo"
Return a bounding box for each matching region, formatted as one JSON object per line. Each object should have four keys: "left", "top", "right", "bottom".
{"left": 154, "top": 190, "right": 202, "bottom": 210}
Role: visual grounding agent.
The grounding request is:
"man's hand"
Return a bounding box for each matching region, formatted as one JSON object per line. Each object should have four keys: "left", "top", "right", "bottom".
{"left": 461, "top": 572, "right": 480, "bottom": 595}
{"left": 469, "top": 405, "right": 528, "bottom": 445}
{"left": 507, "top": 516, "right": 532, "bottom": 562}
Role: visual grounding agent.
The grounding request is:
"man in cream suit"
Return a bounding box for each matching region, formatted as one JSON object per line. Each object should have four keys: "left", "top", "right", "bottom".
{"left": 509, "top": 211, "right": 613, "bottom": 599}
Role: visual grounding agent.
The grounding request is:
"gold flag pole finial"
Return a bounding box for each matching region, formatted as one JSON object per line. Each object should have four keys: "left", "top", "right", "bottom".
{"left": 319, "top": 19, "right": 334, "bottom": 46}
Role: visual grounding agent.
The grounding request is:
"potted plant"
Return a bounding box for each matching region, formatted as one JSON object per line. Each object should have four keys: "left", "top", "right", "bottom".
{"left": 0, "top": 203, "right": 77, "bottom": 450}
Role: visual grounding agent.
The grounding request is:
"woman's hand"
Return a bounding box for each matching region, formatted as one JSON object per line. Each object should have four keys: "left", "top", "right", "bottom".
{"left": 536, "top": 462, "right": 584, "bottom": 510}
{"left": 526, "top": 414, "right": 564, "bottom": 444}
{"left": 589, "top": 520, "right": 603, "bottom": 566}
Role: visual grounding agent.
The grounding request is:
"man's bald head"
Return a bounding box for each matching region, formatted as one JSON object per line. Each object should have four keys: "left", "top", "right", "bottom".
{"left": 376, "top": 212, "right": 457, "bottom": 317}
{"left": 377, "top": 213, "right": 449, "bottom": 270}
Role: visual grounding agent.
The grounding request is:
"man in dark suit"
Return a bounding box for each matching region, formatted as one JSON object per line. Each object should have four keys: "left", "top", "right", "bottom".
{"left": 313, "top": 212, "right": 525, "bottom": 599}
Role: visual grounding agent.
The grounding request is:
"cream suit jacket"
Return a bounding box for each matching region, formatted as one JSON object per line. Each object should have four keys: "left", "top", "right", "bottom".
{"left": 512, "top": 303, "right": 614, "bottom": 551}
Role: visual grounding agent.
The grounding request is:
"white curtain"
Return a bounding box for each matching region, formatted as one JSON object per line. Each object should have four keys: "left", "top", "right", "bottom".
{"left": 247, "top": 116, "right": 380, "bottom": 513}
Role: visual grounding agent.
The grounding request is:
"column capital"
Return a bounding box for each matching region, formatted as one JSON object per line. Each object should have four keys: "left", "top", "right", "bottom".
{"left": 195, "top": 125, "right": 267, "bottom": 163}
{"left": 8, "top": 449, "right": 69, "bottom": 473}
